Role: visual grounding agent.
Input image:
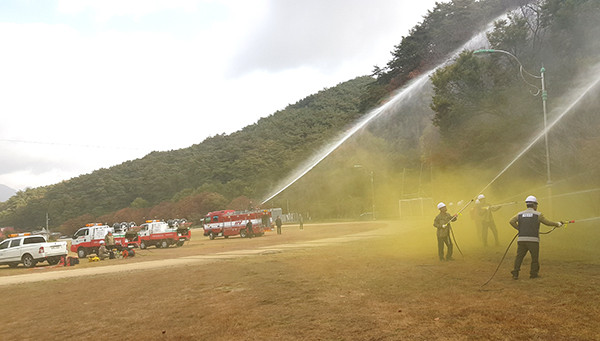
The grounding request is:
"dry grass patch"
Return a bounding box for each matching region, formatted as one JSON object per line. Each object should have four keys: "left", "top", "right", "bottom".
{"left": 0, "top": 220, "right": 599, "bottom": 340}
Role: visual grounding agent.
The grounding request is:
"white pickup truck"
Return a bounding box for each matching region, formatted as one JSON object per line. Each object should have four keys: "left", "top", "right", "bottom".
{"left": 0, "top": 234, "right": 68, "bottom": 268}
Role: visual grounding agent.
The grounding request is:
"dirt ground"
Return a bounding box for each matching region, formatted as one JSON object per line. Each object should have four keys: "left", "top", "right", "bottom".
{"left": 1, "top": 219, "right": 599, "bottom": 340}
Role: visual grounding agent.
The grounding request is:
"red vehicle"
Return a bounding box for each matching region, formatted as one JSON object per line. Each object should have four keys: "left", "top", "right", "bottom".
{"left": 71, "top": 223, "right": 138, "bottom": 258}
{"left": 138, "top": 220, "right": 191, "bottom": 249}
{"left": 203, "top": 210, "right": 272, "bottom": 239}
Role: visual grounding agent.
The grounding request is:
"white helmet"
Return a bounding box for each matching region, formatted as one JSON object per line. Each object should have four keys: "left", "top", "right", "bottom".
{"left": 437, "top": 202, "right": 446, "bottom": 209}
{"left": 525, "top": 195, "right": 538, "bottom": 203}
{"left": 477, "top": 194, "right": 485, "bottom": 200}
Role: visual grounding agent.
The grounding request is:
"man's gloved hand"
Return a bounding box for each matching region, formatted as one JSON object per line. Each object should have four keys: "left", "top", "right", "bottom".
{"left": 557, "top": 221, "right": 564, "bottom": 227}
{"left": 451, "top": 215, "right": 457, "bottom": 222}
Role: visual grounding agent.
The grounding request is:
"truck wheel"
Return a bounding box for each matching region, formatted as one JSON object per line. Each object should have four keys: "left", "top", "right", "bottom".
{"left": 240, "top": 229, "right": 247, "bottom": 238}
{"left": 47, "top": 257, "right": 60, "bottom": 265}
{"left": 176, "top": 241, "right": 184, "bottom": 247}
{"left": 140, "top": 241, "right": 147, "bottom": 250}
{"left": 161, "top": 240, "right": 169, "bottom": 248}
{"left": 22, "top": 254, "right": 36, "bottom": 268}
{"left": 209, "top": 233, "right": 215, "bottom": 240}
{"left": 77, "top": 248, "right": 87, "bottom": 258}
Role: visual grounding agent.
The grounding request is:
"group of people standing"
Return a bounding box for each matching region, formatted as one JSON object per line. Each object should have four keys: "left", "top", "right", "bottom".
{"left": 274, "top": 214, "right": 303, "bottom": 234}
{"left": 433, "top": 195, "right": 562, "bottom": 279}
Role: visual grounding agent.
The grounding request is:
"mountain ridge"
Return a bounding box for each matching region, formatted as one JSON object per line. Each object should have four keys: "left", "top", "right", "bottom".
{"left": 0, "top": 184, "right": 16, "bottom": 202}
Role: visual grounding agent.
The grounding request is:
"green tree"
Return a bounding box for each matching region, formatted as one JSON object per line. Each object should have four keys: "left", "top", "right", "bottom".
{"left": 131, "top": 197, "right": 151, "bottom": 209}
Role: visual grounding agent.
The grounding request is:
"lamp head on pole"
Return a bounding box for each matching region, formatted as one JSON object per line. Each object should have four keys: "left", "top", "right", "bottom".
{"left": 473, "top": 49, "right": 497, "bottom": 54}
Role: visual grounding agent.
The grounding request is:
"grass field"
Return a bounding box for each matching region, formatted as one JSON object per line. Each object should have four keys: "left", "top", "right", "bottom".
{"left": 1, "top": 219, "right": 599, "bottom": 340}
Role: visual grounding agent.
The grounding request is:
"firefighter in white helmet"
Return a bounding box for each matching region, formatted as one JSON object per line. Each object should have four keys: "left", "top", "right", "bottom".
{"left": 433, "top": 202, "right": 458, "bottom": 261}
{"left": 508, "top": 195, "right": 563, "bottom": 279}
{"left": 98, "top": 241, "right": 109, "bottom": 260}
{"left": 474, "top": 194, "right": 501, "bottom": 247}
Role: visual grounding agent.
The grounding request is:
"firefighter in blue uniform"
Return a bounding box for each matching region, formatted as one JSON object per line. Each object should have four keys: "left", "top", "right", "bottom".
{"left": 509, "top": 195, "right": 562, "bottom": 279}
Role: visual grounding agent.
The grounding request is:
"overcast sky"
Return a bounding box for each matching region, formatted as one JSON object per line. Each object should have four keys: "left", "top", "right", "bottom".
{"left": 0, "top": 0, "right": 440, "bottom": 191}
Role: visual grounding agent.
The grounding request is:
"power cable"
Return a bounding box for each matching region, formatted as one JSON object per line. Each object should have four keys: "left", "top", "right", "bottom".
{"left": 0, "top": 138, "right": 144, "bottom": 151}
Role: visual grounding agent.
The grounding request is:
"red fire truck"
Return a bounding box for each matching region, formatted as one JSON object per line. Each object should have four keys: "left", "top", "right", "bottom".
{"left": 203, "top": 209, "right": 272, "bottom": 239}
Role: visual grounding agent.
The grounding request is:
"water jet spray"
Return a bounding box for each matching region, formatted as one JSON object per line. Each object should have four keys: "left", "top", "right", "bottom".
{"left": 260, "top": 20, "right": 501, "bottom": 205}
{"left": 478, "top": 72, "right": 600, "bottom": 196}
{"left": 260, "top": 74, "right": 432, "bottom": 205}
{"left": 455, "top": 66, "right": 600, "bottom": 222}
{"left": 560, "top": 217, "right": 600, "bottom": 224}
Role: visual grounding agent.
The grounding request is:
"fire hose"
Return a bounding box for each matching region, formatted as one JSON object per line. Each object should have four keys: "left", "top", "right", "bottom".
{"left": 446, "top": 198, "right": 476, "bottom": 258}
{"left": 480, "top": 219, "right": 594, "bottom": 287}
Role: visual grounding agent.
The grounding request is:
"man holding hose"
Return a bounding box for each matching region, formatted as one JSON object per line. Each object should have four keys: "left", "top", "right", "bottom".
{"left": 476, "top": 194, "right": 501, "bottom": 247}
{"left": 509, "top": 195, "right": 563, "bottom": 279}
{"left": 433, "top": 202, "right": 457, "bottom": 261}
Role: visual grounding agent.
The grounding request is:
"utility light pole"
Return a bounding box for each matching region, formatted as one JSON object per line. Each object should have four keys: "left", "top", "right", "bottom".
{"left": 474, "top": 49, "right": 552, "bottom": 211}
{"left": 353, "top": 164, "right": 376, "bottom": 220}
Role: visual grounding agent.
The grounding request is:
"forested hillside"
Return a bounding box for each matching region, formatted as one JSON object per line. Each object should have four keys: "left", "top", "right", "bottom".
{"left": 2, "top": 0, "right": 599, "bottom": 234}
{"left": 0, "top": 77, "right": 373, "bottom": 232}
